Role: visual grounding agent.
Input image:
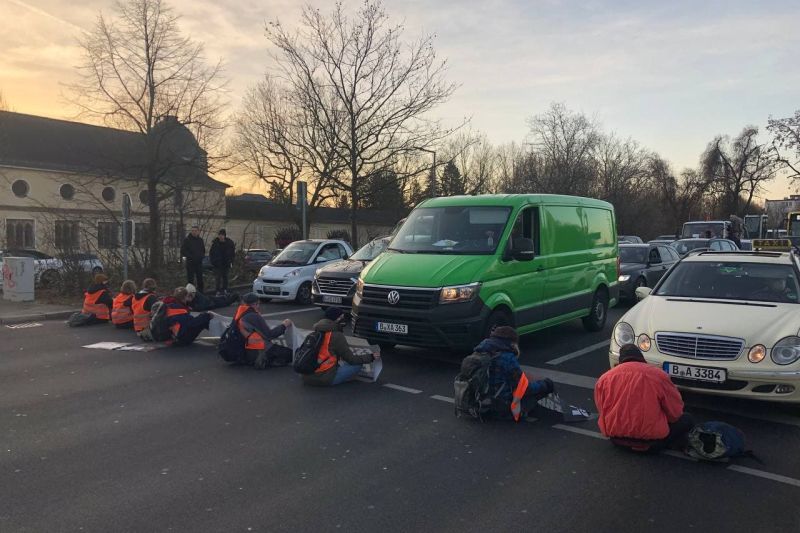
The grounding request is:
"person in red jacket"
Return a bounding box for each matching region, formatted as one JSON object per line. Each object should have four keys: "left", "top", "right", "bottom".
{"left": 594, "top": 344, "right": 695, "bottom": 451}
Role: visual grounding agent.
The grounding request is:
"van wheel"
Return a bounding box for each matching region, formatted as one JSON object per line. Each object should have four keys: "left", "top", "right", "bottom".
{"left": 484, "top": 309, "right": 513, "bottom": 339}
{"left": 295, "top": 282, "right": 312, "bottom": 304}
{"left": 582, "top": 289, "right": 609, "bottom": 332}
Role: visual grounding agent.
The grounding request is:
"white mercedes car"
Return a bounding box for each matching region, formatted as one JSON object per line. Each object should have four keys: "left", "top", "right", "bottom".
{"left": 610, "top": 250, "right": 800, "bottom": 403}
{"left": 252, "top": 239, "right": 353, "bottom": 304}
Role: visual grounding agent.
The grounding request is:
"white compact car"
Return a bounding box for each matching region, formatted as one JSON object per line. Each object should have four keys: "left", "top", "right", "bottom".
{"left": 610, "top": 250, "right": 800, "bottom": 403}
{"left": 253, "top": 239, "right": 353, "bottom": 304}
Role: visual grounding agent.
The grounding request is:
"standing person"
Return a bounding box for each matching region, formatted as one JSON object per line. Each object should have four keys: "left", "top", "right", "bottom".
{"left": 233, "top": 293, "right": 293, "bottom": 369}
{"left": 162, "top": 287, "right": 212, "bottom": 347}
{"left": 729, "top": 215, "right": 743, "bottom": 248}
{"left": 302, "top": 308, "right": 378, "bottom": 386}
{"left": 594, "top": 344, "right": 695, "bottom": 452}
{"left": 82, "top": 273, "right": 113, "bottom": 324}
{"left": 132, "top": 278, "right": 159, "bottom": 336}
{"left": 181, "top": 225, "right": 205, "bottom": 293}
{"left": 111, "top": 280, "right": 137, "bottom": 329}
{"left": 209, "top": 229, "right": 235, "bottom": 295}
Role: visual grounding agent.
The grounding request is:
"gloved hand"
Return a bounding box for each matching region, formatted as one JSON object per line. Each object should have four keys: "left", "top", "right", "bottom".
{"left": 542, "top": 378, "right": 555, "bottom": 395}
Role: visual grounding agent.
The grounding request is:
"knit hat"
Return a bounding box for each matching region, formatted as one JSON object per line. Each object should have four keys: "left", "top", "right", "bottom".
{"left": 218, "top": 228, "right": 226, "bottom": 236}
{"left": 94, "top": 273, "right": 109, "bottom": 285}
{"left": 490, "top": 325, "right": 519, "bottom": 343}
{"left": 619, "top": 344, "right": 646, "bottom": 364}
{"left": 242, "top": 292, "right": 259, "bottom": 305}
{"left": 185, "top": 283, "right": 197, "bottom": 294}
{"left": 325, "top": 307, "right": 345, "bottom": 322}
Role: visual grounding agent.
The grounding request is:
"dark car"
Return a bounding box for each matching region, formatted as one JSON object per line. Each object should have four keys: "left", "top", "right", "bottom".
{"left": 618, "top": 235, "right": 644, "bottom": 244}
{"left": 243, "top": 249, "right": 273, "bottom": 276}
{"left": 617, "top": 243, "right": 680, "bottom": 300}
{"left": 671, "top": 238, "right": 738, "bottom": 258}
{"left": 312, "top": 236, "right": 391, "bottom": 310}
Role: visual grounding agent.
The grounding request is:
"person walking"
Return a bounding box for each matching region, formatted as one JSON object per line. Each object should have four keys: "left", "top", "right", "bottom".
{"left": 181, "top": 225, "right": 206, "bottom": 293}
{"left": 594, "top": 344, "right": 695, "bottom": 452}
{"left": 209, "top": 229, "right": 235, "bottom": 295}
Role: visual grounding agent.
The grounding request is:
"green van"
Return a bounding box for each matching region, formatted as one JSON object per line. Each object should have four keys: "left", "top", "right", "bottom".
{"left": 352, "top": 194, "right": 619, "bottom": 349}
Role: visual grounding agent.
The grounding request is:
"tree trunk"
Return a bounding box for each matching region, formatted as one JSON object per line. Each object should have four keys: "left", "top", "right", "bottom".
{"left": 350, "top": 188, "right": 359, "bottom": 249}
{"left": 148, "top": 179, "right": 162, "bottom": 269}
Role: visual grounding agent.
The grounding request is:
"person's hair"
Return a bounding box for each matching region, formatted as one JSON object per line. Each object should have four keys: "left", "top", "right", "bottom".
{"left": 619, "top": 344, "right": 646, "bottom": 364}
{"left": 120, "top": 280, "right": 137, "bottom": 295}
{"left": 142, "top": 278, "right": 157, "bottom": 290}
{"left": 173, "top": 287, "right": 189, "bottom": 302}
{"left": 191, "top": 225, "right": 199, "bottom": 230}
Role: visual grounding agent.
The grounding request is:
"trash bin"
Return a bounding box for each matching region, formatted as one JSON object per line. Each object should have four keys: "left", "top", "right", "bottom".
{"left": 2, "top": 256, "right": 35, "bottom": 302}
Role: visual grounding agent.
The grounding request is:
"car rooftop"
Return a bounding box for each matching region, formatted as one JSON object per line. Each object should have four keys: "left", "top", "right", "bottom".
{"left": 619, "top": 243, "right": 649, "bottom": 247}
{"left": 682, "top": 251, "right": 795, "bottom": 264}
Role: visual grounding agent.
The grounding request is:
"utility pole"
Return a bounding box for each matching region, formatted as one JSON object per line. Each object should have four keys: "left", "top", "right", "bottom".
{"left": 297, "top": 181, "right": 308, "bottom": 239}
{"left": 121, "top": 192, "right": 131, "bottom": 280}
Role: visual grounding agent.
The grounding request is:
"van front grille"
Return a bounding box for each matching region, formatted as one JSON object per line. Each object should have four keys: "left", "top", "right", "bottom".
{"left": 361, "top": 284, "right": 438, "bottom": 309}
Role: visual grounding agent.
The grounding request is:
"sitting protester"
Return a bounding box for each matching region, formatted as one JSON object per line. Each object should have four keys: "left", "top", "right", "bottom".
{"left": 477, "top": 326, "right": 554, "bottom": 421}
{"left": 186, "top": 283, "right": 239, "bottom": 312}
{"left": 594, "top": 344, "right": 695, "bottom": 451}
{"left": 233, "top": 293, "right": 293, "bottom": 369}
{"left": 302, "top": 308, "right": 378, "bottom": 386}
{"left": 111, "top": 280, "right": 136, "bottom": 329}
{"left": 163, "top": 287, "right": 212, "bottom": 346}
{"left": 132, "top": 278, "right": 159, "bottom": 336}
{"left": 82, "top": 273, "right": 113, "bottom": 324}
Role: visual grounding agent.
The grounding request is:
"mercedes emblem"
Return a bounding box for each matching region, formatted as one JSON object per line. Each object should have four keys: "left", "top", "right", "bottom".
{"left": 387, "top": 290, "right": 400, "bottom": 305}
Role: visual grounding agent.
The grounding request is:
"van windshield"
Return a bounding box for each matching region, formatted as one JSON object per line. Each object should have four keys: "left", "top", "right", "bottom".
{"left": 389, "top": 206, "right": 511, "bottom": 255}
{"left": 682, "top": 222, "right": 723, "bottom": 239}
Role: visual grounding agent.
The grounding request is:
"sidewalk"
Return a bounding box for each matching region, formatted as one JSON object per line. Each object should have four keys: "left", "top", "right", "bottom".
{"left": 0, "top": 298, "right": 78, "bottom": 325}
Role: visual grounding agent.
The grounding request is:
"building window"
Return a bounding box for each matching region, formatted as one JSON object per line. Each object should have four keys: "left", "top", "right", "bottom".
{"left": 97, "top": 222, "right": 119, "bottom": 248}
{"left": 173, "top": 188, "right": 184, "bottom": 209}
{"left": 6, "top": 219, "right": 35, "bottom": 248}
{"left": 11, "top": 180, "right": 30, "bottom": 198}
{"left": 167, "top": 223, "right": 184, "bottom": 248}
{"left": 134, "top": 222, "right": 150, "bottom": 247}
{"left": 102, "top": 186, "right": 116, "bottom": 203}
{"left": 139, "top": 190, "right": 149, "bottom": 205}
{"left": 54, "top": 221, "right": 80, "bottom": 250}
{"left": 60, "top": 184, "right": 76, "bottom": 200}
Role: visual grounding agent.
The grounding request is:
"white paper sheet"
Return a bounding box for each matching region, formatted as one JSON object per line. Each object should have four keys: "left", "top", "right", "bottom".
{"left": 82, "top": 342, "right": 132, "bottom": 350}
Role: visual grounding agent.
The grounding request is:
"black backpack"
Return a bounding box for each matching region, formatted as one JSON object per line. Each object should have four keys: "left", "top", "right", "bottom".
{"left": 148, "top": 301, "right": 170, "bottom": 342}
{"left": 218, "top": 315, "right": 248, "bottom": 364}
{"left": 293, "top": 331, "right": 326, "bottom": 375}
{"left": 454, "top": 352, "right": 501, "bottom": 420}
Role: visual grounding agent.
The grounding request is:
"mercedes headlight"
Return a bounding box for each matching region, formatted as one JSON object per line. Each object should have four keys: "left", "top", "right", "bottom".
{"left": 284, "top": 268, "right": 302, "bottom": 278}
{"left": 748, "top": 344, "right": 766, "bottom": 364}
{"left": 637, "top": 334, "right": 651, "bottom": 352}
{"left": 618, "top": 275, "right": 631, "bottom": 282}
{"left": 771, "top": 337, "right": 800, "bottom": 365}
{"left": 613, "top": 322, "right": 636, "bottom": 347}
{"left": 439, "top": 283, "right": 481, "bottom": 304}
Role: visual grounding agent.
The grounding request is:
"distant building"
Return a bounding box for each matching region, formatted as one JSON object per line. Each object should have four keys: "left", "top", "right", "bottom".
{"left": 765, "top": 194, "right": 800, "bottom": 227}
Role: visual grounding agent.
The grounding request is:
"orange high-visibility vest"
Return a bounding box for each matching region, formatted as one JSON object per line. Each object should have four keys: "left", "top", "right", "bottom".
{"left": 82, "top": 289, "right": 110, "bottom": 320}
{"left": 233, "top": 305, "right": 265, "bottom": 350}
{"left": 131, "top": 293, "right": 153, "bottom": 332}
{"left": 510, "top": 373, "right": 530, "bottom": 422}
{"left": 165, "top": 306, "right": 189, "bottom": 339}
{"left": 111, "top": 294, "right": 134, "bottom": 326}
{"left": 314, "top": 333, "right": 336, "bottom": 374}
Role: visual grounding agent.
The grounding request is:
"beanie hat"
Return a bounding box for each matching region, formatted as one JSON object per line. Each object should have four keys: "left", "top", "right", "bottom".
{"left": 325, "top": 307, "right": 345, "bottom": 322}
{"left": 94, "top": 273, "right": 109, "bottom": 285}
{"left": 242, "top": 292, "right": 259, "bottom": 305}
{"left": 185, "top": 283, "right": 197, "bottom": 295}
{"left": 218, "top": 228, "right": 226, "bottom": 236}
{"left": 619, "top": 344, "right": 646, "bottom": 364}
{"left": 491, "top": 325, "right": 519, "bottom": 343}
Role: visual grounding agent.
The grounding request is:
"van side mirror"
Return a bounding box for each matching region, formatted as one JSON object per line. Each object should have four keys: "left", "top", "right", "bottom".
{"left": 635, "top": 286, "right": 652, "bottom": 300}
{"left": 510, "top": 238, "right": 535, "bottom": 262}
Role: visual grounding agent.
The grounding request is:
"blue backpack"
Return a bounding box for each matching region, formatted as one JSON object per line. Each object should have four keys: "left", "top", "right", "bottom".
{"left": 686, "top": 421, "right": 748, "bottom": 461}
{"left": 218, "top": 316, "right": 248, "bottom": 364}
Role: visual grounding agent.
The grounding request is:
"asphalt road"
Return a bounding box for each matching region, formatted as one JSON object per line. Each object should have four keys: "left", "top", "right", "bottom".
{"left": 1, "top": 300, "right": 799, "bottom": 532}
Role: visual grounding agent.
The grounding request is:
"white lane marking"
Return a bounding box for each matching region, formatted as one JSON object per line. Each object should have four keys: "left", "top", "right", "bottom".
{"left": 261, "top": 307, "right": 319, "bottom": 318}
{"left": 430, "top": 395, "right": 455, "bottom": 404}
{"left": 383, "top": 383, "right": 423, "bottom": 394}
{"left": 552, "top": 424, "right": 608, "bottom": 440}
{"left": 6, "top": 322, "right": 43, "bottom": 329}
{"left": 521, "top": 365, "right": 598, "bottom": 389}
{"left": 727, "top": 465, "right": 800, "bottom": 488}
{"left": 547, "top": 340, "right": 610, "bottom": 365}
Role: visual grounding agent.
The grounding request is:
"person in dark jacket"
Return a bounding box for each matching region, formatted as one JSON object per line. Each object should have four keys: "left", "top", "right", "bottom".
{"left": 185, "top": 283, "right": 238, "bottom": 311}
{"left": 209, "top": 229, "right": 236, "bottom": 295}
{"left": 181, "top": 225, "right": 205, "bottom": 293}
{"left": 82, "top": 273, "right": 114, "bottom": 324}
{"left": 234, "top": 292, "right": 294, "bottom": 368}
{"left": 302, "top": 308, "right": 378, "bottom": 386}
{"left": 163, "top": 287, "right": 211, "bottom": 346}
{"left": 477, "top": 326, "right": 554, "bottom": 420}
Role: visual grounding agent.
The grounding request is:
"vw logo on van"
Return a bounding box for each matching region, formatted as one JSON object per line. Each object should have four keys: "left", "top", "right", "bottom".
{"left": 387, "top": 290, "right": 400, "bottom": 305}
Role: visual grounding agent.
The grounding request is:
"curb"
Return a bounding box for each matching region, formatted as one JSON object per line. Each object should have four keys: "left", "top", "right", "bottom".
{"left": 0, "top": 309, "right": 78, "bottom": 325}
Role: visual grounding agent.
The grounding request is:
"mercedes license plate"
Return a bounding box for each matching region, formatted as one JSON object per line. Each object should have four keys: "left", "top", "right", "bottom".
{"left": 375, "top": 322, "right": 408, "bottom": 335}
{"left": 663, "top": 362, "right": 726, "bottom": 383}
{"left": 322, "top": 295, "right": 343, "bottom": 304}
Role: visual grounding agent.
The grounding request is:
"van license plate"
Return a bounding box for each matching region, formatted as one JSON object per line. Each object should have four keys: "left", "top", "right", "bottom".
{"left": 663, "top": 362, "right": 726, "bottom": 383}
{"left": 376, "top": 322, "right": 408, "bottom": 335}
{"left": 323, "top": 295, "right": 342, "bottom": 304}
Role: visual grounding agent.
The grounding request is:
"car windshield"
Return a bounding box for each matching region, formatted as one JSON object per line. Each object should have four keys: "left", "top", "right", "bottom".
{"left": 672, "top": 240, "right": 708, "bottom": 256}
{"left": 619, "top": 247, "right": 648, "bottom": 263}
{"left": 389, "top": 206, "right": 511, "bottom": 254}
{"left": 351, "top": 238, "right": 389, "bottom": 261}
{"left": 655, "top": 261, "right": 800, "bottom": 303}
{"left": 682, "top": 222, "right": 723, "bottom": 239}
{"left": 270, "top": 242, "right": 318, "bottom": 266}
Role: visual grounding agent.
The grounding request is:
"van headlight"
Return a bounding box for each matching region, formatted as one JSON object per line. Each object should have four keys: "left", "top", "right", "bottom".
{"left": 613, "top": 322, "right": 636, "bottom": 347}
{"left": 771, "top": 337, "right": 800, "bottom": 365}
{"left": 618, "top": 275, "right": 631, "bottom": 282}
{"left": 439, "top": 283, "right": 481, "bottom": 304}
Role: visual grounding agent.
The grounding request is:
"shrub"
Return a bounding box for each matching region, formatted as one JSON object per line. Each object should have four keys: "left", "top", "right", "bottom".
{"left": 326, "top": 229, "right": 351, "bottom": 243}
{"left": 274, "top": 226, "right": 302, "bottom": 248}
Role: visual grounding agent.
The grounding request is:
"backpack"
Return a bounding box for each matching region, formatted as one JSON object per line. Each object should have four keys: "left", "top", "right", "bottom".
{"left": 293, "top": 331, "right": 325, "bottom": 375}
{"left": 67, "top": 312, "right": 95, "bottom": 327}
{"left": 148, "top": 301, "right": 170, "bottom": 342}
{"left": 218, "top": 315, "right": 248, "bottom": 364}
{"left": 454, "top": 352, "right": 500, "bottom": 420}
{"left": 685, "top": 421, "right": 749, "bottom": 461}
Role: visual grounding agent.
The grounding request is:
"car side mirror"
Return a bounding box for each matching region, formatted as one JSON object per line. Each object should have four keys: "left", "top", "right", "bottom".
{"left": 315, "top": 256, "right": 328, "bottom": 263}
{"left": 635, "top": 286, "right": 652, "bottom": 300}
{"left": 510, "top": 238, "right": 535, "bottom": 262}
{"left": 342, "top": 254, "right": 349, "bottom": 260}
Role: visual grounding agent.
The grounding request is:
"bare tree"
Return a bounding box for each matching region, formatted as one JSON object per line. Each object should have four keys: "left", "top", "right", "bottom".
{"left": 651, "top": 158, "right": 712, "bottom": 236}
{"left": 438, "top": 131, "right": 495, "bottom": 196}
{"left": 68, "top": 0, "right": 226, "bottom": 268}
{"left": 767, "top": 110, "right": 800, "bottom": 184}
{"left": 265, "top": 1, "right": 461, "bottom": 246}
{"left": 701, "top": 126, "right": 781, "bottom": 216}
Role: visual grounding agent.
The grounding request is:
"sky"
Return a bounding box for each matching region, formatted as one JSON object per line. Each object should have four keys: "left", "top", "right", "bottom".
{"left": 1, "top": 0, "right": 798, "bottom": 199}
